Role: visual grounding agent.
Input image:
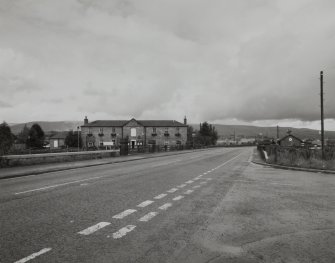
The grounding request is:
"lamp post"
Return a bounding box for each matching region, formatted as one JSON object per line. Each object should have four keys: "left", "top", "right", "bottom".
{"left": 192, "top": 132, "right": 196, "bottom": 149}
{"left": 77, "top": 126, "right": 80, "bottom": 152}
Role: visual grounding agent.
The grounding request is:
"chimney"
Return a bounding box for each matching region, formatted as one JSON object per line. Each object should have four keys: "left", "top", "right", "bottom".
{"left": 184, "top": 116, "right": 187, "bottom": 125}
{"left": 84, "top": 116, "right": 88, "bottom": 125}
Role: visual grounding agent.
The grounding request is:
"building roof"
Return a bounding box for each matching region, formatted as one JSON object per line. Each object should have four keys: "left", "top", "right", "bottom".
{"left": 82, "top": 119, "right": 187, "bottom": 127}
{"left": 278, "top": 134, "right": 303, "bottom": 143}
{"left": 50, "top": 131, "right": 68, "bottom": 140}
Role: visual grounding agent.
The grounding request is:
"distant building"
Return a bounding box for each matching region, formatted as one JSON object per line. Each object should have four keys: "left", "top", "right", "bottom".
{"left": 278, "top": 131, "right": 303, "bottom": 147}
{"left": 49, "top": 132, "right": 68, "bottom": 149}
{"left": 81, "top": 117, "right": 188, "bottom": 149}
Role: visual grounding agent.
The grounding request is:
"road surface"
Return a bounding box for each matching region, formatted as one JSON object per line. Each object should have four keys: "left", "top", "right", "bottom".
{"left": 1, "top": 147, "right": 334, "bottom": 262}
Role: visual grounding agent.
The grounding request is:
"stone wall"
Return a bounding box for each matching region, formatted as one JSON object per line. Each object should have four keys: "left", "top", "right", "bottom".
{"left": 0, "top": 150, "right": 120, "bottom": 168}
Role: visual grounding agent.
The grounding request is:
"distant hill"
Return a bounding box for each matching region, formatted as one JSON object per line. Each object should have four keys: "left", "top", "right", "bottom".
{"left": 190, "top": 124, "right": 335, "bottom": 140}
{"left": 9, "top": 121, "right": 335, "bottom": 140}
{"left": 9, "top": 121, "right": 82, "bottom": 135}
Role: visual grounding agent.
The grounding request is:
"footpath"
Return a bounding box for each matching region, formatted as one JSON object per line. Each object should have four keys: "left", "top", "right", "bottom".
{"left": 251, "top": 148, "right": 335, "bottom": 175}
{"left": 0, "top": 149, "right": 202, "bottom": 180}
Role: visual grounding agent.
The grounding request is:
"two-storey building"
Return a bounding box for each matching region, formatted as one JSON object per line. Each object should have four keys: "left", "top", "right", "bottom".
{"left": 81, "top": 117, "right": 188, "bottom": 149}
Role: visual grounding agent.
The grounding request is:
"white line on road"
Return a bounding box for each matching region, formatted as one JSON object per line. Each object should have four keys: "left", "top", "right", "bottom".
{"left": 137, "top": 200, "right": 154, "bottom": 208}
{"left": 159, "top": 203, "right": 172, "bottom": 210}
{"left": 167, "top": 188, "right": 178, "bottom": 193}
{"left": 154, "top": 193, "right": 167, "bottom": 199}
{"left": 139, "top": 212, "right": 158, "bottom": 222}
{"left": 14, "top": 176, "right": 103, "bottom": 195}
{"left": 14, "top": 248, "right": 52, "bottom": 263}
{"left": 113, "top": 209, "right": 137, "bottom": 219}
{"left": 193, "top": 185, "right": 201, "bottom": 188}
{"left": 112, "top": 225, "right": 136, "bottom": 239}
{"left": 184, "top": 190, "right": 194, "bottom": 194}
{"left": 199, "top": 181, "right": 207, "bottom": 184}
{"left": 78, "top": 222, "right": 111, "bottom": 235}
{"left": 172, "top": 195, "right": 184, "bottom": 201}
{"left": 177, "top": 184, "right": 187, "bottom": 188}
{"left": 185, "top": 180, "right": 194, "bottom": 184}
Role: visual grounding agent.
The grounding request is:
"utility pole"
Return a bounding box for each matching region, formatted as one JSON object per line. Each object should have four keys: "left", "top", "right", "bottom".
{"left": 276, "top": 125, "right": 279, "bottom": 140}
{"left": 320, "top": 71, "right": 325, "bottom": 160}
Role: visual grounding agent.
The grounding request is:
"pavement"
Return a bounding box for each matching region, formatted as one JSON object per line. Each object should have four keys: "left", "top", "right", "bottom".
{"left": 1, "top": 147, "right": 334, "bottom": 263}
{"left": 0, "top": 149, "right": 204, "bottom": 180}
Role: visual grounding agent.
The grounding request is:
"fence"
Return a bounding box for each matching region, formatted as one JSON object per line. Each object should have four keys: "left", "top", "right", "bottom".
{"left": 258, "top": 144, "right": 335, "bottom": 170}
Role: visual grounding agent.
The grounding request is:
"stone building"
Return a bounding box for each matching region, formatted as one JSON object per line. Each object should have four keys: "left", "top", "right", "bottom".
{"left": 81, "top": 117, "right": 188, "bottom": 149}
{"left": 278, "top": 131, "right": 303, "bottom": 147}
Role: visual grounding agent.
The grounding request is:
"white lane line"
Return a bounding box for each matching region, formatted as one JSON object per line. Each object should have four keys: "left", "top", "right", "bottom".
{"left": 139, "top": 212, "right": 158, "bottom": 222}
{"left": 198, "top": 175, "right": 203, "bottom": 177}
{"left": 199, "top": 181, "right": 207, "bottom": 184}
{"left": 172, "top": 195, "right": 184, "bottom": 201}
{"left": 193, "top": 185, "right": 201, "bottom": 189}
{"left": 193, "top": 178, "right": 200, "bottom": 181}
{"left": 185, "top": 180, "right": 194, "bottom": 184}
{"left": 177, "top": 184, "right": 187, "bottom": 188}
{"left": 14, "top": 248, "right": 52, "bottom": 263}
{"left": 112, "top": 225, "right": 136, "bottom": 239}
{"left": 205, "top": 178, "right": 213, "bottom": 181}
{"left": 14, "top": 176, "right": 103, "bottom": 195}
{"left": 184, "top": 190, "right": 194, "bottom": 194}
{"left": 167, "top": 188, "right": 178, "bottom": 193}
{"left": 159, "top": 203, "right": 172, "bottom": 210}
{"left": 80, "top": 183, "right": 88, "bottom": 186}
{"left": 78, "top": 222, "right": 111, "bottom": 235}
{"left": 112, "top": 209, "right": 137, "bottom": 219}
{"left": 137, "top": 200, "right": 154, "bottom": 208}
{"left": 154, "top": 193, "right": 167, "bottom": 199}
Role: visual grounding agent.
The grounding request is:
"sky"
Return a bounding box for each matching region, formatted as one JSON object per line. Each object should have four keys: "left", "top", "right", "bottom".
{"left": 0, "top": 0, "right": 335, "bottom": 130}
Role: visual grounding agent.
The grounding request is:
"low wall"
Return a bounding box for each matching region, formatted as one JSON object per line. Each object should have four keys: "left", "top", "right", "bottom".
{"left": 0, "top": 150, "right": 120, "bottom": 168}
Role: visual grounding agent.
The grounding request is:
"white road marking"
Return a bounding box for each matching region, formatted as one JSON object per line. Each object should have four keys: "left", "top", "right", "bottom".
{"left": 14, "top": 176, "right": 103, "bottom": 195}
{"left": 139, "top": 212, "right": 158, "bottom": 222}
{"left": 137, "top": 200, "right": 154, "bottom": 208}
{"left": 80, "top": 183, "right": 88, "bottom": 186}
{"left": 78, "top": 222, "right": 111, "bottom": 235}
{"left": 193, "top": 185, "right": 201, "bottom": 188}
{"left": 154, "top": 193, "right": 167, "bottom": 199}
{"left": 177, "top": 184, "right": 187, "bottom": 188}
{"left": 203, "top": 172, "right": 207, "bottom": 175}
{"left": 199, "top": 181, "right": 207, "bottom": 184}
{"left": 184, "top": 190, "right": 194, "bottom": 194}
{"left": 112, "top": 209, "right": 137, "bottom": 219}
{"left": 185, "top": 180, "right": 194, "bottom": 184}
{"left": 167, "top": 188, "right": 178, "bottom": 193}
{"left": 14, "top": 248, "right": 52, "bottom": 263}
{"left": 112, "top": 225, "right": 136, "bottom": 239}
{"left": 172, "top": 195, "right": 184, "bottom": 201}
{"left": 159, "top": 203, "right": 172, "bottom": 210}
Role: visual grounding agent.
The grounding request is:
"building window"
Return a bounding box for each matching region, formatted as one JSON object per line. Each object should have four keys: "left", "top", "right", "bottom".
{"left": 131, "top": 128, "right": 136, "bottom": 137}
{"left": 112, "top": 139, "right": 116, "bottom": 145}
{"left": 153, "top": 127, "right": 156, "bottom": 133}
{"left": 112, "top": 127, "right": 116, "bottom": 133}
{"left": 100, "top": 141, "right": 104, "bottom": 146}
{"left": 176, "top": 127, "right": 180, "bottom": 132}
{"left": 88, "top": 128, "right": 92, "bottom": 134}
{"left": 88, "top": 142, "right": 93, "bottom": 147}
{"left": 99, "top": 128, "right": 103, "bottom": 133}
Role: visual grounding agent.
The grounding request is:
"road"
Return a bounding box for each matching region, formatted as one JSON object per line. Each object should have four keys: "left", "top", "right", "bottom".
{"left": 1, "top": 147, "right": 334, "bottom": 263}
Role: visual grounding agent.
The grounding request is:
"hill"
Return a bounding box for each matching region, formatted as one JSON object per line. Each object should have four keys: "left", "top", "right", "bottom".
{"left": 190, "top": 124, "right": 335, "bottom": 140}
{"left": 9, "top": 121, "right": 82, "bottom": 135}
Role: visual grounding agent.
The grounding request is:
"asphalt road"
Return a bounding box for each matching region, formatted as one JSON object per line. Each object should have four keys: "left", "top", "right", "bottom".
{"left": 1, "top": 147, "right": 334, "bottom": 263}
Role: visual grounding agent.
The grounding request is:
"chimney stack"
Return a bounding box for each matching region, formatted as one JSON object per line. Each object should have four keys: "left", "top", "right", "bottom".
{"left": 184, "top": 116, "right": 187, "bottom": 125}
{"left": 84, "top": 116, "right": 88, "bottom": 125}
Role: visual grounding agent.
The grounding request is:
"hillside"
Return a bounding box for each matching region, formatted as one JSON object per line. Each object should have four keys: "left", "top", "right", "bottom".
{"left": 190, "top": 124, "right": 335, "bottom": 140}
{"left": 9, "top": 121, "right": 83, "bottom": 135}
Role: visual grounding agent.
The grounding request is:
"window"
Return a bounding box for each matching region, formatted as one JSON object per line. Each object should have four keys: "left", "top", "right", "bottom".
{"left": 153, "top": 127, "right": 156, "bottom": 133}
{"left": 88, "top": 128, "right": 92, "bottom": 134}
{"left": 88, "top": 142, "right": 93, "bottom": 147}
{"left": 131, "top": 128, "right": 136, "bottom": 137}
{"left": 176, "top": 127, "right": 180, "bottom": 132}
{"left": 112, "top": 127, "right": 116, "bottom": 133}
{"left": 99, "top": 128, "right": 103, "bottom": 134}
{"left": 112, "top": 139, "right": 116, "bottom": 145}
{"left": 165, "top": 127, "right": 168, "bottom": 132}
{"left": 100, "top": 141, "right": 104, "bottom": 146}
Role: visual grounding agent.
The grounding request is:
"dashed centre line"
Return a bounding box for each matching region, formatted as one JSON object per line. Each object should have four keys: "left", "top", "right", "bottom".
{"left": 154, "top": 193, "right": 167, "bottom": 199}
{"left": 199, "top": 181, "right": 207, "bottom": 184}
{"left": 167, "top": 188, "right": 178, "bottom": 193}
{"left": 78, "top": 222, "right": 111, "bottom": 235}
{"left": 137, "top": 200, "right": 154, "bottom": 208}
{"left": 14, "top": 248, "right": 52, "bottom": 263}
{"left": 185, "top": 180, "right": 194, "bottom": 184}
{"left": 139, "top": 212, "right": 158, "bottom": 222}
{"left": 113, "top": 209, "right": 137, "bottom": 219}
{"left": 193, "top": 185, "right": 201, "bottom": 189}
{"left": 184, "top": 190, "right": 194, "bottom": 194}
{"left": 172, "top": 195, "right": 184, "bottom": 201}
{"left": 112, "top": 225, "right": 136, "bottom": 239}
{"left": 177, "top": 184, "right": 187, "bottom": 188}
{"left": 159, "top": 203, "right": 172, "bottom": 210}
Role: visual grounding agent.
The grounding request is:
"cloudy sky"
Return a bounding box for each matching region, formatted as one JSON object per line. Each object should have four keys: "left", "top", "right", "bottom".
{"left": 1, "top": 0, "right": 335, "bottom": 130}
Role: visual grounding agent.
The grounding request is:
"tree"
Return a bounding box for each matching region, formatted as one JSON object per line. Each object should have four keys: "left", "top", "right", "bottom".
{"left": 65, "top": 130, "right": 82, "bottom": 148}
{"left": 28, "top": 123, "right": 45, "bottom": 148}
{"left": 0, "top": 122, "right": 14, "bottom": 155}
{"left": 17, "top": 125, "right": 30, "bottom": 145}
{"left": 198, "top": 121, "right": 218, "bottom": 146}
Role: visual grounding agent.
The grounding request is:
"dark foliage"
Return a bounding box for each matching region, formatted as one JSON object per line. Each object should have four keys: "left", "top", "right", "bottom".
{"left": 65, "top": 131, "right": 82, "bottom": 148}
{"left": 28, "top": 123, "right": 45, "bottom": 148}
{"left": 0, "top": 122, "right": 14, "bottom": 155}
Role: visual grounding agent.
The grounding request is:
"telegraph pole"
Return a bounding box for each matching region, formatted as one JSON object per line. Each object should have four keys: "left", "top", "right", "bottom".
{"left": 320, "top": 71, "right": 325, "bottom": 160}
